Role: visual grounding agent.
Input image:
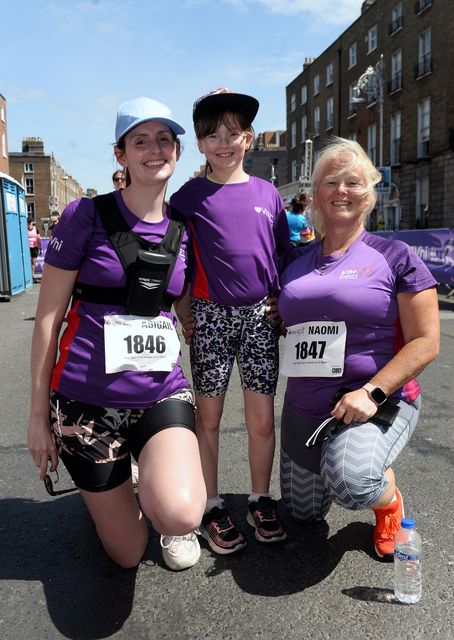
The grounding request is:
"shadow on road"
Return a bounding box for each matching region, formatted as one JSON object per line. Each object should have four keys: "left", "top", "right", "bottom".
{"left": 200, "top": 494, "right": 377, "bottom": 597}
{"left": 0, "top": 495, "right": 142, "bottom": 639}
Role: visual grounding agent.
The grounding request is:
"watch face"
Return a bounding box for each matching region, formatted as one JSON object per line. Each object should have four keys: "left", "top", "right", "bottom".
{"left": 371, "top": 387, "right": 387, "bottom": 405}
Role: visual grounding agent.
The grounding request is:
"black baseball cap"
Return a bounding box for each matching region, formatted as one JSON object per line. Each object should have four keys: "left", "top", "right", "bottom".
{"left": 193, "top": 88, "right": 259, "bottom": 124}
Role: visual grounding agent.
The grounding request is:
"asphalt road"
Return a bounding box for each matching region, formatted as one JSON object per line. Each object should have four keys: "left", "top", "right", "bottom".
{"left": 0, "top": 285, "right": 453, "bottom": 640}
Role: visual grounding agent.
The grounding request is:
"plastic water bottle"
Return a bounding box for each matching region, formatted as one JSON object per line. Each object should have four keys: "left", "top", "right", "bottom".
{"left": 394, "top": 518, "right": 422, "bottom": 604}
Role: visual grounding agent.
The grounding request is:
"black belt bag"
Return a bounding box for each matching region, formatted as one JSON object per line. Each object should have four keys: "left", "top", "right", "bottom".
{"left": 72, "top": 193, "right": 186, "bottom": 317}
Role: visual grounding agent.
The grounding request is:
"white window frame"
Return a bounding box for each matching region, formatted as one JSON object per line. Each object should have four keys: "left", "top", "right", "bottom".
{"left": 1, "top": 133, "right": 6, "bottom": 159}
{"left": 313, "top": 74, "right": 320, "bottom": 96}
{"left": 417, "top": 98, "right": 430, "bottom": 157}
{"left": 25, "top": 177, "right": 35, "bottom": 195}
{"left": 291, "top": 121, "right": 297, "bottom": 148}
{"left": 26, "top": 202, "right": 35, "bottom": 216}
{"left": 290, "top": 93, "right": 296, "bottom": 112}
{"left": 349, "top": 43, "right": 357, "bottom": 68}
{"left": 326, "top": 97, "right": 334, "bottom": 130}
{"left": 326, "top": 63, "right": 334, "bottom": 86}
{"left": 391, "top": 49, "right": 402, "bottom": 92}
{"left": 418, "top": 28, "right": 431, "bottom": 76}
{"left": 390, "top": 111, "right": 401, "bottom": 165}
{"left": 301, "top": 114, "right": 307, "bottom": 143}
{"left": 415, "top": 176, "right": 429, "bottom": 225}
{"left": 301, "top": 85, "right": 307, "bottom": 104}
{"left": 367, "top": 123, "right": 377, "bottom": 165}
{"left": 314, "top": 106, "right": 320, "bottom": 136}
{"left": 0, "top": 106, "right": 5, "bottom": 122}
{"left": 368, "top": 25, "right": 378, "bottom": 53}
{"left": 24, "top": 162, "right": 34, "bottom": 173}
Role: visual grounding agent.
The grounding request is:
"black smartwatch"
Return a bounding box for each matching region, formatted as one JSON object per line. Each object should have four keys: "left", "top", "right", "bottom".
{"left": 363, "top": 383, "right": 387, "bottom": 406}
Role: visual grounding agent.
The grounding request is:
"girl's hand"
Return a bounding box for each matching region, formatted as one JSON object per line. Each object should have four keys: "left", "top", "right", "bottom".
{"left": 180, "top": 315, "right": 195, "bottom": 345}
{"left": 330, "top": 388, "right": 378, "bottom": 425}
{"left": 28, "top": 416, "right": 59, "bottom": 481}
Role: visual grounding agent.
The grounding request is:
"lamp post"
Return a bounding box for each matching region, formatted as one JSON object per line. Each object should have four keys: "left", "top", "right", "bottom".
{"left": 352, "top": 55, "right": 385, "bottom": 222}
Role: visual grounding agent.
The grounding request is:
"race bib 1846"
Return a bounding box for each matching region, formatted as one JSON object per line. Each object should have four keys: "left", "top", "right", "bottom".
{"left": 104, "top": 315, "right": 180, "bottom": 374}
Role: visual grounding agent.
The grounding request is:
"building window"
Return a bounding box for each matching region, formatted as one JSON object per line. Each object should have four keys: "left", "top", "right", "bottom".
{"left": 326, "top": 97, "right": 334, "bottom": 130}
{"left": 415, "top": 0, "right": 432, "bottom": 14}
{"left": 24, "top": 163, "right": 34, "bottom": 173}
{"left": 290, "top": 93, "right": 296, "bottom": 112}
{"left": 390, "top": 111, "right": 401, "bottom": 164}
{"left": 0, "top": 106, "right": 5, "bottom": 122}
{"left": 350, "top": 132, "right": 358, "bottom": 142}
{"left": 390, "top": 49, "right": 402, "bottom": 92}
{"left": 348, "top": 83, "right": 357, "bottom": 117}
{"left": 368, "top": 124, "right": 377, "bottom": 165}
{"left": 349, "top": 43, "right": 357, "bottom": 68}
{"left": 25, "top": 178, "right": 35, "bottom": 195}
{"left": 313, "top": 74, "right": 320, "bottom": 96}
{"left": 417, "top": 98, "right": 430, "bottom": 157}
{"left": 326, "top": 63, "right": 334, "bottom": 86}
{"left": 27, "top": 202, "right": 35, "bottom": 217}
{"left": 415, "top": 176, "right": 429, "bottom": 226}
{"left": 368, "top": 25, "right": 378, "bottom": 53}
{"left": 1, "top": 133, "right": 6, "bottom": 158}
{"left": 416, "top": 29, "right": 431, "bottom": 78}
{"left": 389, "top": 3, "right": 403, "bottom": 34}
{"left": 291, "top": 159, "right": 298, "bottom": 183}
{"left": 301, "top": 115, "right": 307, "bottom": 142}
{"left": 301, "top": 85, "right": 307, "bottom": 104}
{"left": 314, "top": 106, "right": 320, "bottom": 136}
{"left": 291, "top": 121, "right": 297, "bottom": 148}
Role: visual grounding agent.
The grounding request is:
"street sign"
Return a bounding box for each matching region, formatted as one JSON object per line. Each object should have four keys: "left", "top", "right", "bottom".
{"left": 377, "top": 166, "right": 391, "bottom": 194}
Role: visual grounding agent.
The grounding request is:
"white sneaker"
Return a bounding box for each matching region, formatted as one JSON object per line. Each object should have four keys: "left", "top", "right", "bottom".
{"left": 160, "top": 533, "right": 201, "bottom": 571}
{"left": 131, "top": 461, "right": 139, "bottom": 488}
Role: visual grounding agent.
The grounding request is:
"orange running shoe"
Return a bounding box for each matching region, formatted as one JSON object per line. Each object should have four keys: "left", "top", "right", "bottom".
{"left": 372, "top": 487, "right": 404, "bottom": 559}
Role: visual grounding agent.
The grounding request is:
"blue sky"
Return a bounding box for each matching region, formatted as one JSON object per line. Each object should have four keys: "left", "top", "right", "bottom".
{"left": 2, "top": 0, "right": 363, "bottom": 196}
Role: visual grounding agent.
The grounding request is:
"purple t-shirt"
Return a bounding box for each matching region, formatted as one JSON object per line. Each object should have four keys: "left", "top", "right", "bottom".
{"left": 279, "top": 230, "right": 437, "bottom": 421}
{"left": 45, "top": 190, "right": 190, "bottom": 408}
{"left": 170, "top": 176, "right": 291, "bottom": 306}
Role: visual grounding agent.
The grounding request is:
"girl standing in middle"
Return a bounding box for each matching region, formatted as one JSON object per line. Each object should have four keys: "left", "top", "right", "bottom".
{"left": 170, "top": 88, "right": 291, "bottom": 555}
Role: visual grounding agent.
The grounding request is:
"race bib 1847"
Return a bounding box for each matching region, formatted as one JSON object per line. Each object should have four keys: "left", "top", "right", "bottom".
{"left": 281, "top": 320, "right": 347, "bottom": 377}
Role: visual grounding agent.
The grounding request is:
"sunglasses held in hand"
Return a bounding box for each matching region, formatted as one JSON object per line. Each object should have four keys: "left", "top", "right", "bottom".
{"left": 44, "top": 470, "right": 78, "bottom": 496}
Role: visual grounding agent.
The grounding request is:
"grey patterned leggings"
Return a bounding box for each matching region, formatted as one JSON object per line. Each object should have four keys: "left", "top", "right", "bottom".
{"left": 280, "top": 397, "right": 421, "bottom": 522}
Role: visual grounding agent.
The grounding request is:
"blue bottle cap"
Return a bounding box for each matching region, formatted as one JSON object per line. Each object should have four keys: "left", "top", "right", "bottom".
{"left": 401, "top": 518, "right": 415, "bottom": 529}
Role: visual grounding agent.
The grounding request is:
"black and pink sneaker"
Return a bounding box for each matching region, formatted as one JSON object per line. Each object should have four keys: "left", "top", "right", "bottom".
{"left": 247, "top": 496, "right": 287, "bottom": 543}
{"left": 200, "top": 507, "right": 247, "bottom": 555}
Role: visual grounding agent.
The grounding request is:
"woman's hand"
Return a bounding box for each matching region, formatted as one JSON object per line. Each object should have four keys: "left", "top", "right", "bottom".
{"left": 331, "top": 388, "right": 378, "bottom": 424}
{"left": 28, "top": 415, "right": 59, "bottom": 481}
{"left": 265, "top": 295, "right": 281, "bottom": 325}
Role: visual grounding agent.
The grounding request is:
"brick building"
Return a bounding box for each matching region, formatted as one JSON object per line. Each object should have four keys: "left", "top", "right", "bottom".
{"left": 244, "top": 131, "right": 288, "bottom": 187}
{"left": 9, "top": 138, "right": 84, "bottom": 235}
{"left": 0, "top": 93, "right": 9, "bottom": 175}
{"left": 286, "top": 0, "right": 454, "bottom": 230}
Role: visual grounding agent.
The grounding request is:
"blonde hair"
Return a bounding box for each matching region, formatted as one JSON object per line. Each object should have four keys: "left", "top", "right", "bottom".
{"left": 307, "top": 137, "right": 382, "bottom": 236}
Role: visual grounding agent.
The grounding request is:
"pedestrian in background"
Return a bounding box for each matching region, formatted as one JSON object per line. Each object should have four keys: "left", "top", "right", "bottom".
{"left": 27, "top": 218, "right": 41, "bottom": 281}
{"left": 286, "top": 198, "right": 314, "bottom": 247}
{"left": 278, "top": 138, "right": 439, "bottom": 558}
{"left": 112, "top": 169, "right": 125, "bottom": 189}
{"left": 171, "top": 88, "right": 291, "bottom": 555}
{"left": 28, "top": 97, "right": 206, "bottom": 571}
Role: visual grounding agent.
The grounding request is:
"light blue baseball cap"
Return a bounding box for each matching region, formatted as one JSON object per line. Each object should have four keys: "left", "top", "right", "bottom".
{"left": 115, "top": 97, "right": 185, "bottom": 143}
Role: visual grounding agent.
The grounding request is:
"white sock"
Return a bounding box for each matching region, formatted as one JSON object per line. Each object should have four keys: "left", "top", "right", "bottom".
{"left": 205, "top": 496, "right": 224, "bottom": 513}
{"left": 248, "top": 492, "right": 271, "bottom": 503}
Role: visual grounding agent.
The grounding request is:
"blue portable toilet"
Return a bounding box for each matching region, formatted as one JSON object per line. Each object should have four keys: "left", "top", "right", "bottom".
{"left": 0, "top": 172, "right": 33, "bottom": 300}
